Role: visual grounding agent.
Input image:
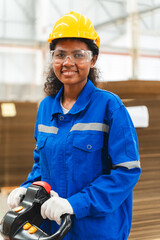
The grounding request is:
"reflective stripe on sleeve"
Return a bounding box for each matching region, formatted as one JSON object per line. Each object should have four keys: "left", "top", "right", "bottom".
{"left": 38, "top": 124, "right": 58, "bottom": 134}
{"left": 112, "top": 161, "right": 141, "bottom": 170}
{"left": 70, "top": 123, "right": 109, "bottom": 133}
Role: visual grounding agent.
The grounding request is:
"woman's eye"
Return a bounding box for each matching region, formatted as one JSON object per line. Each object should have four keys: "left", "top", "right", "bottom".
{"left": 56, "top": 53, "right": 65, "bottom": 58}
{"left": 74, "top": 53, "right": 84, "bottom": 58}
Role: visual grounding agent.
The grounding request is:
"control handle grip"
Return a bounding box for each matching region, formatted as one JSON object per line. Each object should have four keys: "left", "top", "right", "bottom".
{"left": 40, "top": 214, "right": 72, "bottom": 240}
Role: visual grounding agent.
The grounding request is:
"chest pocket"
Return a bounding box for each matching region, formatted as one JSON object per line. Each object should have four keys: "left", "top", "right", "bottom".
{"left": 36, "top": 134, "right": 48, "bottom": 151}
{"left": 72, "top": 132, "right": 104, "bottom": 183}
{"left": 73, "top": 133, "right": 104, "bottom": 152}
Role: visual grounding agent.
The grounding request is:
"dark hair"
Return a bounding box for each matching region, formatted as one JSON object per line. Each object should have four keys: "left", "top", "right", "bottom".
{"left": 44, "top": 38, "right": 100, "bottom": 96}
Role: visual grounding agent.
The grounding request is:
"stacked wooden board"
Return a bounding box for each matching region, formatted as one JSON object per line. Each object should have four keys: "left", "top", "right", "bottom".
{"left": 0, "top": 102, "right": 37, "bottom": 186}
{"left": 98, "top": 80, "right": 160, "bottom": 240}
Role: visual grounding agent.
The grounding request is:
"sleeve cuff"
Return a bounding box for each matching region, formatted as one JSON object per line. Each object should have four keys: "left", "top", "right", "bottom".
{"left": 67, "top": 192, "right": 90, "bottom": 219}
{"left": 20, "top": 181, "right": 32, "bottom": 189}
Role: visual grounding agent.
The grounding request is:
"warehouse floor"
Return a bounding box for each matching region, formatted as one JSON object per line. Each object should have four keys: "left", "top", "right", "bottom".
{"left": 0, "top": 194, "right": 8, "bottom": 219}
{"left": 0, "top": 193, "right": 9, "bottom": 240}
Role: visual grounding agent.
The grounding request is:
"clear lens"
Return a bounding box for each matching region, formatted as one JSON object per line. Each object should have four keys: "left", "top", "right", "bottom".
{"left": 51, "top": 50, "right": 93, "bottom": 64}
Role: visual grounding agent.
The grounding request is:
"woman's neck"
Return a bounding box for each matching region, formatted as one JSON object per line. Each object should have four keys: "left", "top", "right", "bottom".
{"left": 62, "top": 81, "right": 86, "bottom": 110}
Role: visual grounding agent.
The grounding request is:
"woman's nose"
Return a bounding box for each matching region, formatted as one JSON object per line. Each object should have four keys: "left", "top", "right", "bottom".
{"left": 63, "top": 56, "right": 75, "bottom": 65}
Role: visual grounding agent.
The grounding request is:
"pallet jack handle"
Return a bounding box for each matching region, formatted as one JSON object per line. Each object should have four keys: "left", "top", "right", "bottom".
{"left": 40, "top": 214, "right": 72, "bottom": 240}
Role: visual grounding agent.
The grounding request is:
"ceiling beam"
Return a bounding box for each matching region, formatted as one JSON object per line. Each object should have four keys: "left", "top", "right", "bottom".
{"left": 97, "top": 0, "right": 125, "bottom": 4}
{"left": 14, "top": 0, "right": 35, "bottom": 22}
{"left": 95, "top": 4, "right": 160, "bottom": 29}
{"left": 97, "top": 0, "right": 124, "bottom": 32}
{"left": 50, "top": 0, "right": 63, "bottom": 16}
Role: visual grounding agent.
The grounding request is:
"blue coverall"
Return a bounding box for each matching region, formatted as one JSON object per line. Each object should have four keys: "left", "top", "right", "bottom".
{"left": 21, "top": 80, "right": 141, "bottom": 240}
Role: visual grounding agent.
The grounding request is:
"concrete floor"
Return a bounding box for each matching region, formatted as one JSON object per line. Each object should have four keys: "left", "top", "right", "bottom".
{"left": 0, "top": 193, "right": 9, "bottom": 240}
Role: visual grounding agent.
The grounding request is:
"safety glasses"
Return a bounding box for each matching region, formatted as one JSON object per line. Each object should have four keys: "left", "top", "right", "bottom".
{"left": 50, "top": 49, "right": 93, "bottom": 64}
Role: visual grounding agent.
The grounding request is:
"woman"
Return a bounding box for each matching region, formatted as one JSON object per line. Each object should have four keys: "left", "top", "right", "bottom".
{"left": 8, "top": 11, "right": 141, "bottom": 240}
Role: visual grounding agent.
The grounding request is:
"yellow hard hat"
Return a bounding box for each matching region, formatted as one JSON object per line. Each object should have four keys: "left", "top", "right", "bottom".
{"left": 48, "top": 11, "right": 100, "bottom": 48}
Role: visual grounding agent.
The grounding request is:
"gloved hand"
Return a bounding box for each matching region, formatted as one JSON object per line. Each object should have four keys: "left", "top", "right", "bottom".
{"left": 41, "top": 196, "right": 74, "bottom": 225}
{"left": 7, "top": 187, "right": 27, "bottom": 209}
{"left": 50, "top": 190, "right": 59, "bottom": 198}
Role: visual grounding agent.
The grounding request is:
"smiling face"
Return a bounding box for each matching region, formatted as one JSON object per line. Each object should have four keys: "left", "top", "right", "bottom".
{"left": 52, "top": 39, "right": 97, "bottom": 89}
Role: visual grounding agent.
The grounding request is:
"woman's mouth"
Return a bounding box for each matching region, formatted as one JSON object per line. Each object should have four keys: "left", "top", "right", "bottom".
{"left": 62, "top": 71, "right": 78, "bottom": 76}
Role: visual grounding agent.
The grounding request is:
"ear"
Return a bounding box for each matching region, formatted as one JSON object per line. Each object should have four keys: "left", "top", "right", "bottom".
{"left": 90, "top": 55, "right": 98, "bottom": 68}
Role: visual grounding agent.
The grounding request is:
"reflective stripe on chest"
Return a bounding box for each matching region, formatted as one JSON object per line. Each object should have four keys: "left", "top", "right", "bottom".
{"left": 38, "top": 123, "right": 109, "bottom": 134}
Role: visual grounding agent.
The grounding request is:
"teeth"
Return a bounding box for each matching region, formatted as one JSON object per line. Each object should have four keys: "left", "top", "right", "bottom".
{"left": 63, "top": 71, "right": 75, "bottom": 75}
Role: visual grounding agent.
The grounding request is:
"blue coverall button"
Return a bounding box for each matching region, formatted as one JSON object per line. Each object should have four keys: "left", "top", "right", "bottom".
{"left": 87, "top": 144, "right": 92, "bottom": 150}
{"left": 59, "top": 115, "right": 64, "bottom": 121}
{"left": 35, "top": 145, "right": 38, "bottom": 150}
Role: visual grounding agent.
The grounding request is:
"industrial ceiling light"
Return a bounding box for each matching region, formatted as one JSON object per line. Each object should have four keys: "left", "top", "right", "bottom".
{"left": 1, "top": 103, "right": 17, "bottom": 117}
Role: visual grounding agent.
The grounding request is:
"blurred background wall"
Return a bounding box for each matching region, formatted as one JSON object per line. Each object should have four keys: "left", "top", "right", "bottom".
{"left": 0, "top": 0, "right": 160, "bottom": 239}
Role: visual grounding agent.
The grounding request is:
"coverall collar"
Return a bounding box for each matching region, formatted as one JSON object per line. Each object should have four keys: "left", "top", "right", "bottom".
{"left": 52, "top": 79, "right": 95, "bottom": 117}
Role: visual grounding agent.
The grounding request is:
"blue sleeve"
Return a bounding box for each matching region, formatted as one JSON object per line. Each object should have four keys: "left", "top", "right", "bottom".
{"left": 20, "top": 120, "right": 41, "bottom": 189}
{"left": 67, "top": 105, "right": 141, "bottom": 218}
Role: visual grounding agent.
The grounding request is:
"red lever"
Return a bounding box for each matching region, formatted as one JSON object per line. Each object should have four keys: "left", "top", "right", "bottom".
{"left": 32, "top": 181, "right": 51, "bottom": 194}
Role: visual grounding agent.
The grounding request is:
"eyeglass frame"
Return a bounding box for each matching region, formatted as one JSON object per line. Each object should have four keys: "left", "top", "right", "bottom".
{"left": 50, "top": 49, "right": 93, "bottom": 64}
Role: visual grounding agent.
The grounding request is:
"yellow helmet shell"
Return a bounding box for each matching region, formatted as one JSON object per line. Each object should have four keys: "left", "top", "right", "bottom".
{"left": 48, "top": 11, "right": 100, "bottom": 48}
